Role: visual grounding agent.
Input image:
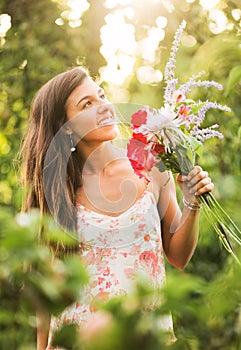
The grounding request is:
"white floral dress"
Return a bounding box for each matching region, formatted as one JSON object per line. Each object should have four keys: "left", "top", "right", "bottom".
{"left": 47, "top": 189, "right": 174, "bottom": 348}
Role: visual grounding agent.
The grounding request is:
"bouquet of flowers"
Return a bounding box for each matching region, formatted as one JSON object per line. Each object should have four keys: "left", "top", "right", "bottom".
{"left": 127, "top": 20, "right": 241, "bottom": 263}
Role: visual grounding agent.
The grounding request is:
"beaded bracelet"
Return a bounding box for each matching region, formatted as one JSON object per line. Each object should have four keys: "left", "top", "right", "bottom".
{"left": 183, "top": 197, "right": 202, "bottom": 210}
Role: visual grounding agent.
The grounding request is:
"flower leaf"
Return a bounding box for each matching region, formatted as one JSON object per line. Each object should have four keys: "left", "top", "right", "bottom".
{"left": 190, "top": 102, "right": 206, "bottom": 115}
{"left": 224, "top": 65, "right": 241, "bottom": 97}
{"left": 187, "top": 136, "right": 203, "bottom": 157}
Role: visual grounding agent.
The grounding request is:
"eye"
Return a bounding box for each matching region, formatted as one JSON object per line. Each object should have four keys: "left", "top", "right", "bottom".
{"left": 83, "top": 100, "right": 92, "bottom": 109}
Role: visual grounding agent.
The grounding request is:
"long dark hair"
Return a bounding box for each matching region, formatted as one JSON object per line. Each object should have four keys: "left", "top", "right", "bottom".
{"left": 20, "top": 67, "right": 88, "bottom": 250}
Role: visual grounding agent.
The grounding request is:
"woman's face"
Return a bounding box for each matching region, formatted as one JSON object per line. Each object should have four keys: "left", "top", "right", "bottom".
{"left": 65, "top": 77, "right": 118, "bottom": 144}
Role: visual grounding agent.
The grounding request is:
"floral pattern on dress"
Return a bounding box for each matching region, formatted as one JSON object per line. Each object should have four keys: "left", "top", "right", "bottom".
{"left": 47, "top": 190, "right": 174, "bottom": 348}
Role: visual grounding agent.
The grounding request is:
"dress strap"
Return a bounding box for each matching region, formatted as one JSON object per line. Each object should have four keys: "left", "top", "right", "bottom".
{"left": 145, "top": 179, "right": 154, "bottom": 193}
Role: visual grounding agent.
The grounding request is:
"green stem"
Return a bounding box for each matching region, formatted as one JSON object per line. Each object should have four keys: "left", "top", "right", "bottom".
{"left": 200, "top": 192, "right": 241, "bottom": 265}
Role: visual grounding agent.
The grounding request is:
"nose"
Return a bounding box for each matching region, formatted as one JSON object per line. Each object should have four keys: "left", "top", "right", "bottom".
{"left": 97, "top": 103, "right": 114, "bottom": 115}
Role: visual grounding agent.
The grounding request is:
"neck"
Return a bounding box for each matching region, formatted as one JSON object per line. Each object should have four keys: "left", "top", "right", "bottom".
{"left": 77, "top": 141, "right": 122, "bottom": 175}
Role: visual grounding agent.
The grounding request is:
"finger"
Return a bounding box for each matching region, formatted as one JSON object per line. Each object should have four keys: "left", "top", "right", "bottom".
{"left": 187, "top": 170, "right": 209, "bottom": 188}
{"left": 187, "top": 165, "right": 202, "bottom": 181}
{"left": 195, "top": 180, "right": 214, "bottom": 196}
{"left": 176, "top": 174, "right": 188, "bottom": 183}
{"left": 188, "top": 177, "right": 214, "bottom": 195}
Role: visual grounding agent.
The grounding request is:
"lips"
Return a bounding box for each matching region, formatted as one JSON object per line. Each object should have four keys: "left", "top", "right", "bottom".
{"left": 97, "top": 108, "right": 115, "bottom": 126}
{"left": 97, "top": 116, "right": 115, "bottom": 126}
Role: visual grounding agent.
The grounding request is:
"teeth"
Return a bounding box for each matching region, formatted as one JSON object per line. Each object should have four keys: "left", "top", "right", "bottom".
{"left": 98, "top": 117, "right": 114, "bottom": 126}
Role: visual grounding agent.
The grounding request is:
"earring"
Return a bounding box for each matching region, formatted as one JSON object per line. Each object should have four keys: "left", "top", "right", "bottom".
{"left": 69, "top": 134, "right": 76, "bottom": 152}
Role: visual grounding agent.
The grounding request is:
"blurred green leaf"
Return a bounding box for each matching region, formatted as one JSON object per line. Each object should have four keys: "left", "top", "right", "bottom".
{"left": 0, "top": 207, "right": 88, "bottom": 349}
{"left": 52, "top": 323, "right": 81, "bottom": 350}
{"left": 224, "top": 65, "right": 241, "bottom": 97}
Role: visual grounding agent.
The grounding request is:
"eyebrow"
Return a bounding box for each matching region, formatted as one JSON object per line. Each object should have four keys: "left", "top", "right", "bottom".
{"left": 76, "top": 88, "right": 104, "bottom": 106}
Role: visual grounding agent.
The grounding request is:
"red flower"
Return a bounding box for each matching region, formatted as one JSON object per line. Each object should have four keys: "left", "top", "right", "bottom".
{"left": 131, "top": 108, "right": 148, "bottom": 129}
{"left": 152, "top": 143, "right": 165, "bottom": 154}
{"left": 129, "top": 160, "right": 146, "bottom": 180}
{"left": 127, "top": 138, "right": 159, "bottom": 181}
{"left": 132, "top": 132, "right": 147, "bottom": 144}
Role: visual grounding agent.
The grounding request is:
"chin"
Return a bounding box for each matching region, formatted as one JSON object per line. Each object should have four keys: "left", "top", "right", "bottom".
{"left": 102, "top": 125, "right": 119, "bottom": 140}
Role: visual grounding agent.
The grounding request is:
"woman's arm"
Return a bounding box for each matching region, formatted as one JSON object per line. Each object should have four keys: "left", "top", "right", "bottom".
{"left": 157, "top": 166, "right": 213, "bottom": 269}
{"left": 36, "top": 310, "right": 51, "bottom": 350}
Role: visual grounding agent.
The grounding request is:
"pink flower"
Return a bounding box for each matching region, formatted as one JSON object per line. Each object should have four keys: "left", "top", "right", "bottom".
{"left": 103, "top": 266, "right": 110, "bottom": 276}
{"left": 139, "top": 250, "right": 159, "bottom": 276}
{"left": 82, "top": 250, "right": 95, "bottom": 265}
{"left": 131, "top": 108, "right": 148, "bottom": 129}
{"left": 105, "top": 281, "right": 112, "bottom": 289}
{"left": 178, "top": 105, "right": 191, "bottom": 123}
{"left": 97, "top": 277, "right": 105, "bottom": 285}
{"left": 138, "top": 223, "right": 146, "bottom": 231}
{"left": 173, "top": 90, "right": 186, "bottom": 103}
{"left": 127, "top": 138, "right": 159, "bottom": 181}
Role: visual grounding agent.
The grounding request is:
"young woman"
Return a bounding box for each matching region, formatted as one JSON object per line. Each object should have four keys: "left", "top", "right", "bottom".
{"left": 21, "top": 67, "right": 214, "bottom": 349}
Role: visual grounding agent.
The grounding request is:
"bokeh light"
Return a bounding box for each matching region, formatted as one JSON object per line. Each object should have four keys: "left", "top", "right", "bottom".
{"left": 0, "top": 13, "right": 11, "bottom": 37}
{"left": 55, "top": 0, "right": 90, "bottom": 28}
{"left": 0, "top": 13, "right": 11, "bottom": 46}
{"left": 52, "top": 0, "right": 237, "bottom": 87}
{"left": 199, "top": 0, "right": 220, "bottom": 10}
{"left": 99, "top": 2, "right": 169, "bottom": 86}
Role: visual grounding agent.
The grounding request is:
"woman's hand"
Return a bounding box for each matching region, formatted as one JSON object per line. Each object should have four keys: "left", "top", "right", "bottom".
{"left": 176, "top": 165, "right": 214, "bottom": 204}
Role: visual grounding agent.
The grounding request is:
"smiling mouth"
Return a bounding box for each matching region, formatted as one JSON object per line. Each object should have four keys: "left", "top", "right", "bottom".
{"left": 97, "top": 117, "right": 115, "bottom": 126}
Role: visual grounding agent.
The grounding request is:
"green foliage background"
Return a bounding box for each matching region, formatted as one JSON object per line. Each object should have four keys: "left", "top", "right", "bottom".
{"left": 0, "top": 0, "right": 241, "bottom": 349}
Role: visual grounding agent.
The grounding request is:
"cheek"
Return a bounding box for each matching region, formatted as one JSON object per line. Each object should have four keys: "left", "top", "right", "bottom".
{"left": 70, "top": 111, "right": 98, "bottom": 139}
